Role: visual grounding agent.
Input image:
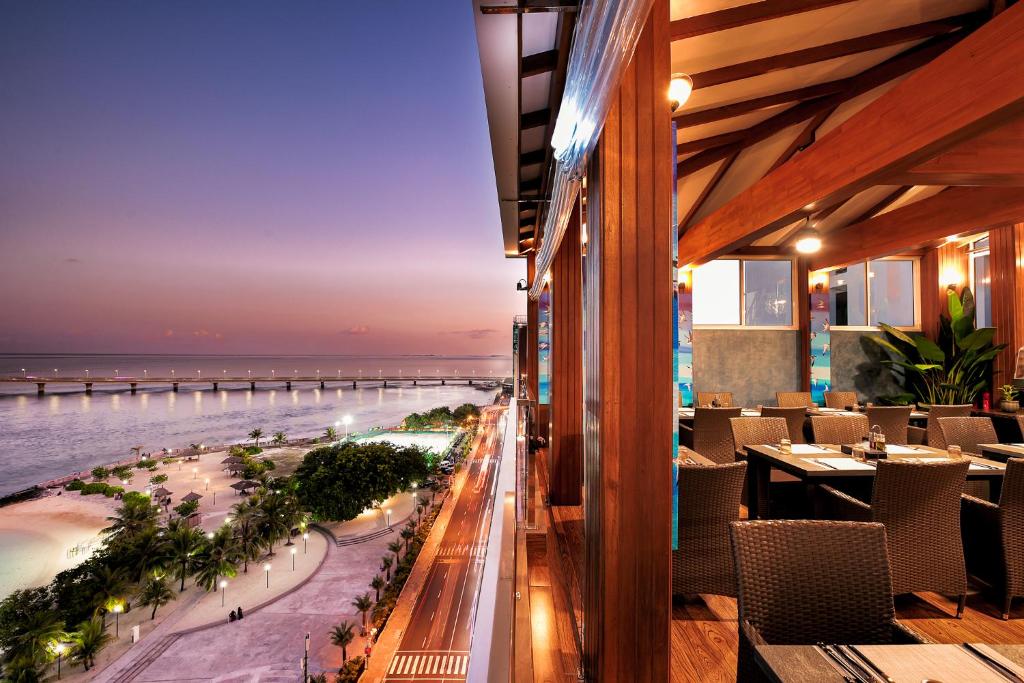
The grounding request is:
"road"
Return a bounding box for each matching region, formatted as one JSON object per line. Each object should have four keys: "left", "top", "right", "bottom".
{"left": 383, "top": 406, "right": 506, "bottom": 681}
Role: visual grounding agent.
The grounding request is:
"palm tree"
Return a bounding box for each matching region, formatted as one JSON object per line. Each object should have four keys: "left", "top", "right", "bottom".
{"left": 387, "top": 540, "right": 402, "bottom": 562}
{"left": 102, "top": 497, "right": 158, "bottom": 538}
{"left": 91, "top": 565, "right": 129, "bottom": 624}
{"left": 194, "top": 526, "right": 240, "bottom": 591}
{"left": 380, "top": 555, "right": 393, "bottom": 582}
{"left": 5, "top": 609, "right": 65, "bottom": 670}
{"left": 166, "top": 520, "right": 203, "bottom": 591}
{"left": 399, "top": 527, "right": 414, "bottom": 554}
{"left": 309, "top": 674, "right": 328, "bottom": 683}
{"left": 231, "top": 498, "right": 263, "bottom": 572}
{"left": 370, "top": 575, "right": 384, "bottom": 602}
{"left": 351, "top": 593, "right": 372, "bottom": 635}
{"left": 256, "top": 492, "right": 291, "bottom": 555}
{"left": 329, "top": 621, "right": 356, "bottom": 662}
{"left": 272, "top": 431, "right": 287, "bottom": 447}
{"left": 324, "top": 426, "right": 337, "bottom": 442}
{"left": 416, "top": 499, "right": 427, "bottom": 525}
{"left": 71, "top": 618, "right": 112, "bottom": 671}
{"left": 248, "top": 428, "right": 264, "bottom": 448}
{"left": 122, "top": 525, "right": 170, "bottom": 582}
{"left": 139, "top": 574, "right": 175, "bottom": 620}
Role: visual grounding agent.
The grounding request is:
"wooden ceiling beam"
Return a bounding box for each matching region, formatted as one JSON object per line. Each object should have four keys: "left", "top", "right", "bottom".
{"left": 765, "top": 107, "right": 834, "bottom": 175}
{"left": 521, "top": 49, "right": 559, "bottom": 78}
{"left": 887, "top": 117, "right": 1024, "bottom": 185}
{"left": 521, "top": 108, "right": 552, "bottom": 130}
{"left": 690, "top": 13, "right": 979, "bottom": 90}
{"left": 678, "top": 150, "right": 739, "bottom": 233}
{"left": 674, "top": 80, "right": 845, "bottom": 128}
{"left": 520, "top": 148, "right": 546, "bottom": 166}
{"left": 810, "top": 187, "right": 1024, "bottom": 269}
{"left": 671, "top": 0, "right": 857, "bottom": 41}
{"left": 679, "top": 3, "right": 1024, "bottom": 266}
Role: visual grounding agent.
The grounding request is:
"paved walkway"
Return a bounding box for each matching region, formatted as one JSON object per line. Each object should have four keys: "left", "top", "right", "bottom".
{"left": 94, "top": 524, "right": 401, "bottom": 682}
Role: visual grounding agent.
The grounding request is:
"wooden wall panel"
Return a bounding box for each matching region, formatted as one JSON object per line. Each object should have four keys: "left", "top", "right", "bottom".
{"left": 550, "top": 202, "right": 583, "bottom": 505}
{"left": 990, "top": 224, "right": 1024, "bottom": 382}
{"left": 582, "top": 1, "right": 673, "bottom": 681}
{"left": 527, "top": 252, "right": 539, "bottom": 405}
{"left": 920, "top": 247, "right": 940, "bottom": 339}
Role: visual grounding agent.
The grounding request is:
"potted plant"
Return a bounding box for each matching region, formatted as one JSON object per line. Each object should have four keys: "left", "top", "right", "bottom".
{"left": 1000, "top": 384, "right": 1020, "bottom": 413}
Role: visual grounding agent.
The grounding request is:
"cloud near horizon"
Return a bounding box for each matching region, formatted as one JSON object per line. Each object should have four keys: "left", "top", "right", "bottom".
{"left": 442, "top": 328, "right": 498, "bottom": 339}
{"left": 341, "top": 325, "right": 370, "bottom": 336}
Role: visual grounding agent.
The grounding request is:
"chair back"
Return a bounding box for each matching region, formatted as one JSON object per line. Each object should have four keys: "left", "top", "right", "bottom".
{"left": 760, "top": 406, "right": 807, "bottom": 444}
{"left": 937, "top": 416, "right": 997, "bottom": 455}
{"left": 811, "top": 414, "right": 869, "bottom": 445}
{"left": 674, "top": 461, "right": 747, "bottom": 597}
{"left": 925, "top": 404, "right": 974, "bottom": 448}
{"left": 777, "top": 391, "right": 814, "bottom": 408}
{"left": 696, "top": 391, "right": 734, "bottom": 408}
{"left": 730, "top": 417, "right": 790, "bottom": 456}
{"left": 824, "top": 391, "right": 858, "bottom": 409}
{"left": 1000, "top": 459, "right": 1024, "bottom": 598}
{"left": 871, "top": 459, "right": 969, "bottom": 595}
{"left": 692, "top": 407, "right": 743, "bottom": 464}
{"left": 866, "top": 406, "right": 912, "bottom": 445}
{"left": 1017, "top": 415, "right": 1024, "bottom": 440}
{"left": 729, "top": 520, "right": 898, "bottom": 645}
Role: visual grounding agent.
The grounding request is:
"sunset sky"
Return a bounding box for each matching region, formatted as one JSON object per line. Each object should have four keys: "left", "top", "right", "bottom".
{"left": 0, "top": 1, "right": 524, "bottom": 355}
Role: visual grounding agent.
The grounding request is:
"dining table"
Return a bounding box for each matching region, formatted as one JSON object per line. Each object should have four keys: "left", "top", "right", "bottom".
{"left": 743, "top": 443, "right": 1007, "bottom": 520}
{"left": 756, "top": 642, "right": 1024, "bottom": 682}
{"left": 980, "top": 442, "right": 1024, "bottom": 463}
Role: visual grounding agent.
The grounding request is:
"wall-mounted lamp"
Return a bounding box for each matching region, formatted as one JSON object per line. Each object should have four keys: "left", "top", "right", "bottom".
{"left": 940, "top": 267, "right": 964, "bottom": 290}
{"left": 669, "top": 73, "right": 693, "bottom": 112}
{"left": 794, "top": 227, "right": 822, "bottom": 254}
{"left": 516, "top": 279, "right": 528, "bottom": 291}
{"left": 543, "top": 271, "right": 552, "bottom": 284}
{"left": 677, "top": 265, "right": 692, "bottom": 292}
{"left": 810, "top": 271, "right": 829, "bottom": 292}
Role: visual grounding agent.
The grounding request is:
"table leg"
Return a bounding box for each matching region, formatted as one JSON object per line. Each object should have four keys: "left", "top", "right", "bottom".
{"left": 747, "top": 458, "right": 771, "bottom": 520}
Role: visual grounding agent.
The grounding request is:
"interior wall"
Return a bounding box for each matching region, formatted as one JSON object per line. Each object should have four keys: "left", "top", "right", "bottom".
{"left": 829, "top": 330, "right": 903, "bottom": 402}
{"left": 692, "top": 329, "right": 799, "bottom": 406}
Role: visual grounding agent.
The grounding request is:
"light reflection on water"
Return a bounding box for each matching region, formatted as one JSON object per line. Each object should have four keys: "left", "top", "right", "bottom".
{"left": 0, "top": 382, "right": 499, "bottom": 497}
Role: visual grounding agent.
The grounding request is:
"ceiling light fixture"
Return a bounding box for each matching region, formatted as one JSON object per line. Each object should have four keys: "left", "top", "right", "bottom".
{"left": 794, "top": 227, "right": 822, "bottom": 254}
{"left": 669, "top": 73, "right": 693, "bottom": 112}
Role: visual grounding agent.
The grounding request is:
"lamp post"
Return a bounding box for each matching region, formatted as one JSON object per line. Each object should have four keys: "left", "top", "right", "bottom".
{"left": 291, "top": 546, "right": 297, "bottom": 571}
{"left": 21, "top": 368, "right": 26, "bottom": 378}
{"left": 264, "top": 563, "right": 271, "bottom": 588}
{"left": 112, "top": 602, "right": 123, "bottom": 637}
{"left": 52, "top": 642, "right": 65, "bottom": 679}
{"left": 303, "top": 633, "right": 310, "bottom": 683}
{"left": 302, "top": 532, "right": 309, "bottom": 554}
{"left": 193, "top": 467, "right": 198, "bottom": 480}
{"left": 220, "top": 579, "right": 227, "bottom": 607}
{"left": 205, "top": 478, "right": 210, "bottom": 492}
{"left": 386, "top": 508, "right": 392, "bottom": 529}
{"left": 342, "top": 414, "right": 353, "bottom": 439}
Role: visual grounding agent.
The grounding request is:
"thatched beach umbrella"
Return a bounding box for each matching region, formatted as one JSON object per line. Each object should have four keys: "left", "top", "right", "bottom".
{"left": 227, "top": 464, "right": 246, "bottom": 475}
{"left": 230, "top": 480, "right": 258, "bottom": 495}
{"left": 221, "top": 456, "right": 244, "bottom": 465}
{"left": 182, "top": 492, "right": 203, "bottom": 502}
{"left": 152, "top": 486, "right": 172, "bottom": 498}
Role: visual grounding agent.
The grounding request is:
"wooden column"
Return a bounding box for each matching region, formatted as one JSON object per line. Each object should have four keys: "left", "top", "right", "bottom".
{"left": 582, "top": 1, "right": 672, "bottom": 681}
{"left": 527, "top": 252, "right": 539, "bottom": 404}
{"left": 990, "top": 223, "right": 1024, "bottom": 381}
{"left": 920, "top": 242, "right": 969, "bottom": 340}
{"left": 797, "top": 258, "right": 811, "bottom": 391}
{"left": 549, "top": 201, "right": 583, "bottom": 505}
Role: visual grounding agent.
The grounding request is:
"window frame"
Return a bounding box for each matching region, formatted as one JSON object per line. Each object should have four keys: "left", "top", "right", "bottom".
{"left": 828, "top": 256, "right": 922, "bottom": 332}
{"left": 692, "top": 256, "right": 799, "bottom": 331}
{"left": 969, "top": 235, "right": 992, "bottom": 328}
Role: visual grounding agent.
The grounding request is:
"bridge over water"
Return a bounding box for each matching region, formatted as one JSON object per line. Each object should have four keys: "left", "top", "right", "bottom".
{"left": 0, "top": 374, "right": 503, "bottom": 395}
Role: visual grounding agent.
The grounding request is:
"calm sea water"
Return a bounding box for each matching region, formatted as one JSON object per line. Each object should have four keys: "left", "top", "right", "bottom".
{"left": 0, "top": 355, "right": 509, "bottom": 496}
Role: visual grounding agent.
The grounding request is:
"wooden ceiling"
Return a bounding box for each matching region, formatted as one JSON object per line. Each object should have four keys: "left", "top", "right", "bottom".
{"left": 671, "top": 0, "right": 1023, "bottom": 263}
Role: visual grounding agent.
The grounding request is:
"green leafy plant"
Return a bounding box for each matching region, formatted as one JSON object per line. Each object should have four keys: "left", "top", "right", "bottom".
{"left": 91, "top": 466, "right": 109, "bottom": 481}
{"left": 173, "top": 500, "right": 199, "bottom": 518}
{"left": 1000, "top": 384, "right": 1019, "bottom": 402}
{"left": 866, "top": 288, "right": 1006, "bottom": 405}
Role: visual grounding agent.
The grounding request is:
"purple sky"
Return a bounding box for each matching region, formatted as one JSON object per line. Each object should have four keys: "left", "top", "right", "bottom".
{"left": 0, "top": 1, "right": 524, "bottom": 355}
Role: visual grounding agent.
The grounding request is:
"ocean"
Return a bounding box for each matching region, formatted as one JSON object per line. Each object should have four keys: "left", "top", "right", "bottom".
{"left": 0, "top": 354, "right": 509, "bottom": 497}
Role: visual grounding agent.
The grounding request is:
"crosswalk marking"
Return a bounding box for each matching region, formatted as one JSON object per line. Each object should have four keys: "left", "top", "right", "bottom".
{"left": 436, "top": 544, "right": 487, "bottom": 558}
{"left": 385, "top": 653, "right": 470, "bottom": 680}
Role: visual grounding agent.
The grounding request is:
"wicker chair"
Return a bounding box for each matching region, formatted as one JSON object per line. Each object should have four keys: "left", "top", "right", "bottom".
{"left": 924, "top": 404, "right": 974, "bottom": 448}
{"left": 819, "top": 459, "right": 970, "bottom": 617}
{"left": 695, "top": 391, "right": 735, "bottom": 407}
{"left": 938, "top": 416, "right": 998, "bottom": 455}
{"left": 673, "top": 461, "right": 747, "bottom": 598}
{"left": 824, "top": 391, "right": 859, "bottom": 409}
{"left": 730, "top": 520, "right": 924, "bottom": 682}
{"left": 1018, "top": 415, "right": 1024, "bottom": 440}
{"left": 760, "top": 406, "right": 807, "bottom": 444}
{"left": 730, "top": 417, "right": 790, "bottom": 457}
{"left": 810, "top": 414, "right": 869, "bottom": 445}
{"left": 776, "top": 391, "right": 814, "bottom": 408}
{"left": 961, "top": 459, "right": 1024, "bottom": 619}
{"left": 681, "top": 407, "right": 743, "bottom": 464}
{"left": 866, "top": 406, "right": 912, "bottom": 445}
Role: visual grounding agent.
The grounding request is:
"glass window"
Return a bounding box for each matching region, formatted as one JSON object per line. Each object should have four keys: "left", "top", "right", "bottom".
{"left": 868, "top": 260, "right": 915, "bottom": 326}
{"left": 744, "top": 260, "right": 792, "bottom": 326}
{"left": 693, "top": 259, "right": 740, "bottom": 325}
{"left": 973, "top": 251, "right": 992, "bottom": 328}
{"left": 829, "top": 263, "right": 867, "bottom": 326}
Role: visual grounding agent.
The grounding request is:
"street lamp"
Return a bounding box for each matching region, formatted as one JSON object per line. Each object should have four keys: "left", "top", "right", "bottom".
{"left": 291, "top": 546, "right": 297, "bottom": 571}
{"left": 220, "top": 579, "right": 228, "bottom": 607}
{"left": 342, "top": 414, "right": 353, "bottom": 439}
{"left": 52, "top": 642, "right": 66, "bottom": 679}
{"left": 302, "top": 531, "right": 309, "bottom": 554}
{"left": 204, "top": 478, "right": 210, "bottom": 491}
{"left": 192, "top": 467, "right": 198, "bottom": 480}
{"left": 386, "top": 508, "right": 392, "bottom": 529}
{"left": 264, "top": 563, "right": 271, "bottom": 588}
{"left": 112, "top": 602, "right": 123, "bottom": 637}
